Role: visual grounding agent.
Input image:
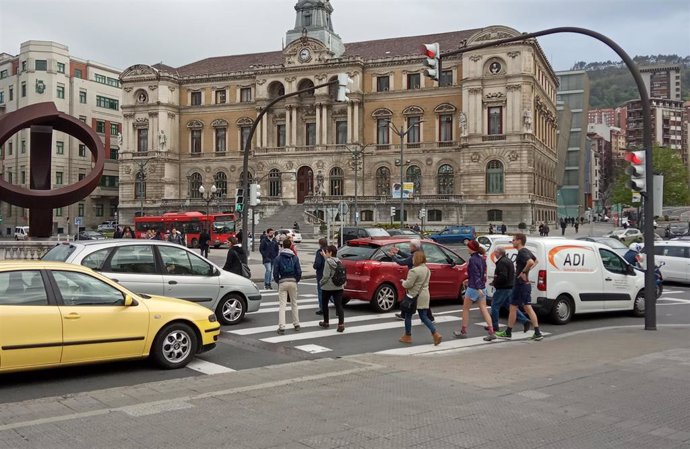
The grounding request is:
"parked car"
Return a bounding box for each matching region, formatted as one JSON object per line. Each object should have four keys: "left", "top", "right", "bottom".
{"left": 664, "top": 224, "right": 690, "bottom": 239}
{"left": 386, "top": 229, "right": 422, "bottom": 239}
{"left": 0, "top": 260, "right": 220, "bottom": 373}
{"left": 277, "top": 228, "right": 302, "bottom": 243}
{"left": 606, "top": 228, "right": 643, "bottom": 244}
{"left": 97, "top": 221, "right": 117, "bottom": 232}
{"left": 76, "top": 230, "right": 106, "bottom": 240}
{"left": 337, "top": 237, "right": 468, "bottom": 312}
{"left": 340, "top": 226, "right": 390, "bottom": 244}
{"left": 576, "top": 236, "right": 630, "bottom": 259}
{"left": 14, "top": 226, "right": 30, "bottom": 240}
{"left": 41, "top": 240, "right": 262, "bottom": 325}
{"left": 640, "top": 240, "right": 690, "bottom": 283}
{"left": 428, "top": 226, "right": 476, "bottom": 244}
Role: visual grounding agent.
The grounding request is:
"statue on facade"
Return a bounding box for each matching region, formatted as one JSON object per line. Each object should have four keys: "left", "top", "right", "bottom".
{"left": 459, "top": 112, "right": 468, "bottom": 137}
{"left": 523, "top": 109, "right": 533, "bottom": 133}
{"left": 158, "top": 130, "right": 167, "bottom": 149}
{"left": 117, "top": 132, "right": 123, "bottom": 146}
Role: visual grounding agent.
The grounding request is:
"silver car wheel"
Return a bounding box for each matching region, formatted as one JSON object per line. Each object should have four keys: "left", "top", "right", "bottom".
{"left": 161, "top": 329, "right": 192, "bottom": 364}
{"left": 222, "top": 297, "right": 243, "bottom": 322}
{"left": 375, "top": 285, "right": 396, "bottom": 312}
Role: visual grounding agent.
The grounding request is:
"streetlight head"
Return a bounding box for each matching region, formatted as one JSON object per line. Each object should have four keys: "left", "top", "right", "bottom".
{"left": 198, "top": 185, "right": 205, "bottom": 194}
{"left": 211, "top": 185, "right": 217, "bottom": 194}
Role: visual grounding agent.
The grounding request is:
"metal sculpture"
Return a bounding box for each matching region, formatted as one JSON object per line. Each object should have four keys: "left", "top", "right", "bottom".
{"left": 0, "top": 102, "right": 105, "bottom": 237}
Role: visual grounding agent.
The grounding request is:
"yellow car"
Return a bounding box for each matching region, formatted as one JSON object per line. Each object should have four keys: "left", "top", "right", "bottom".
{"left": 0, "top": 261, "right": 221, "bottom": 373}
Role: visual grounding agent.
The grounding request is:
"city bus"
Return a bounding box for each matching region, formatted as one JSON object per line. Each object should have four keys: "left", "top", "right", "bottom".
{"left": 134, "top": 212, "right": 238, "bottom": 248}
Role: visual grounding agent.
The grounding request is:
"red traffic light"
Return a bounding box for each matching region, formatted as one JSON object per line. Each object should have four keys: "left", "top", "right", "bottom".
{"left": 421, "top": 43, "right": 438, "bottom": 59}
{"left": 624, "top": 150, "right": 644, "bottom": 165}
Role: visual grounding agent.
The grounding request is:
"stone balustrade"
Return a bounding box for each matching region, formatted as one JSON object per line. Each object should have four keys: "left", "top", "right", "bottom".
{"left": 0, "top": 241, "right": 64, "bottom": 261}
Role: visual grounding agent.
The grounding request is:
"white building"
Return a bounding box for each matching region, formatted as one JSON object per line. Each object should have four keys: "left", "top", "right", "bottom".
{"left": 0, "top": 41, "right": 122, "bottom": 236}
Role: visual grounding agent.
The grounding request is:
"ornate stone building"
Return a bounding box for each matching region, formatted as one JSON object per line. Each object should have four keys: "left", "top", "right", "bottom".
{"left": 118, "top": 0, "right": 558, "bottom": 228}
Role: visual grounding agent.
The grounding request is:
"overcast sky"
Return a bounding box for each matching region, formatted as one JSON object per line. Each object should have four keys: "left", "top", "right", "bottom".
{"left": 1, "top": 0, "right": 688, "bottom": 72}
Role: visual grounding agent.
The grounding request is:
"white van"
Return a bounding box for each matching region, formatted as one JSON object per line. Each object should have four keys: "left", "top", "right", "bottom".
{"left": 641, "top": 241, "right": 690, "bottom": 284}
{"left": 486, "top": 237, "right": 645, "bottom": 324}
{"left": 14, "top": 226, "right": 29, "bottom": 240}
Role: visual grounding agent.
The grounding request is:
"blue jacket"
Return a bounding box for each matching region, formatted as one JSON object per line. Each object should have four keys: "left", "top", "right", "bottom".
{"left": 260, "top": 236, "right": 279, "bottom": 264}
{"left": 313, "top": 247, "right": 326, "bottom": 280}
{"left": 273, "top": 249, "right": 302, "bottom": 283}
{"left": 467, "top": 253, "right": 487, "bottom": 289}
{"left": 392, "top": 249, "right": 415, "bottom": 268}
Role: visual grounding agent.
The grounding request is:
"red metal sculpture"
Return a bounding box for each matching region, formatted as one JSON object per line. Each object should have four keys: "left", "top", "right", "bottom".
{"left": 0, "top": 102, "right": 105, "bottom": 238}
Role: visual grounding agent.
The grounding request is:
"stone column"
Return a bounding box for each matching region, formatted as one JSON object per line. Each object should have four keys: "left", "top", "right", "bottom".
{"left": 347, "top": 102, "right": 353, "bottom": 143}
{"left": 316, "top": 103, "right": 322, "bottom": 145}
{"left": 352, "top": 100, "right": 359, "bottom": 143}
{"left": 321, "top": 105, "right": 328, "bottom": 145}
{"left": 262, "top": 114, "right": 268, "bottom": 148}
{"left": 291, "top": 107, "right": 298, "bottom": 147}
{"left": 285, "top": 106, "right": 292, "bottom": 146}
{"left": 148, "top": 112, "right": 158, "bottom": 151}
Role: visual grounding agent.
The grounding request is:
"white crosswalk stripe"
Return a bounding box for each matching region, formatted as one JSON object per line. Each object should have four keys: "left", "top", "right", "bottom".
{"left": 186, "top": 359, "right": 236, "bottom": 375}
{"left": 376, "top": 332, "right": 551, "bottom": 356}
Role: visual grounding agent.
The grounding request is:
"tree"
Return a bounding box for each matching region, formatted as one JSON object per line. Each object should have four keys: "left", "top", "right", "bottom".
{"left": 610, "top": 146, "right": 690, "bottom": 207}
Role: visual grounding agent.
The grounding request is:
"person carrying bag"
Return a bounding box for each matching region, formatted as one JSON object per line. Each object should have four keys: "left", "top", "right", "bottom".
{"left": 399, "top": 250, "right": 441, "bottom": 346}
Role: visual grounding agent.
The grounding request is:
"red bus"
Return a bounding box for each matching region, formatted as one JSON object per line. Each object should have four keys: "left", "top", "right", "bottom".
{"left": 134, "top": 212, "right": 238, "bottom": 248}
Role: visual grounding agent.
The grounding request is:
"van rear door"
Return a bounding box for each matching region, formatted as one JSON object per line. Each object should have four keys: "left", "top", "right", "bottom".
{"left": 542, "top": 242, "right": 604, "bottom": 312}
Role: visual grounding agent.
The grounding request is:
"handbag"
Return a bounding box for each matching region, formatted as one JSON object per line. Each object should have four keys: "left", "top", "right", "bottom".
{"left": 240, "top": 262, "right": 251, "bottom": 279}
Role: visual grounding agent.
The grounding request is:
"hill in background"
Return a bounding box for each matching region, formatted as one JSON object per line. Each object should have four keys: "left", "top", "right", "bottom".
{"left": 570, "top": 55, "right": 690, "bottom": 109}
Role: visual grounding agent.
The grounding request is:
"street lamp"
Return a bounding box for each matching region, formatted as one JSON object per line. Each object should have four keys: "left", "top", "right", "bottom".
{"left": 345, "top": 143, "right": 373, "bottom": 226}
{"left": 388, "top": 120, "right": 423, "bottom": 230}
{"left": 132, "top": 152, "right": 159, "bottom": 218}
{"left": 248, "top": 171, "right": 296, "bottom": 251}
{"left": 198, "top": 184, "right": 218, "bottom": 217}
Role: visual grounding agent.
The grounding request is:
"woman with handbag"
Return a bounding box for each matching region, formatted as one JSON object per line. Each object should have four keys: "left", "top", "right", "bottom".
{"left": 399, "top": 250, "right": 441, "bottom": 345}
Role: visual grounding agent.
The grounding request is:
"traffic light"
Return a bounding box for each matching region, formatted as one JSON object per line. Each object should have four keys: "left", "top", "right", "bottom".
{"left": 624, "top": 148, "right": 646, "bottom": 192}
{"left": 418, "top": 208, "right": 426, "bottom": 219}
{"left": 421, "top": 42, "right": 441, "bottom": 81}
{"left": 390, "top": 206, "right": 396, "bottom": 216}
{"left": 249, "top": 183, "right": 261, "bottom": 206}
{"left": 235, "top": 188, "right": 244, "bottom": 212}
{"left": 336, "top": 73, "right": 353, "bottom": 102}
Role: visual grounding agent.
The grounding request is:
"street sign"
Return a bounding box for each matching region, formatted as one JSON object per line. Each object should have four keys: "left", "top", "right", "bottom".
{"left": 338, "top": 201, "right": 349, "bottom": 216}
{"left": 74, "top": 217, "right": 83, "bottom": 226}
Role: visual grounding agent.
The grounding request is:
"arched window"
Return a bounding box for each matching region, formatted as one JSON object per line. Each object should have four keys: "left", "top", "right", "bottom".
{"left": 428, "top": 209, "right": 443, "bottom": 222}
{"left": 297, "top": 79, "right": 315, "bottom": 97}
{"left": 376, "top": 167, "right": 391, "bottom": 196}
{"left": 189, "top": 172, "right": 202, "bottom": 198}
{"left": 329, "top": 167, "right": 343, "bottom": 196}
{"left": 437, "top": 164, "right": 454, "bottom": 194}
{"left": 214, "top": 172, "right": 227, "bottom": 197}
{"left": 406, "top": 165, "right": 422, "bottom": 196}
{"left": 487, "top": 209, "right": 503, "bottom": 221}
{"left": 269, "top": 169, "right": 282, "bottom": 197}
{"left": 360, "top": 210, "right": 374, "bottom": 222}
{"left": 268, "top": 81, "right": 285, "bottom": 99}
{"left": 486, "top": 160, "right": 504, "bottom": 194}
{"left": 134, "top": 172, "right": 146, "bottom": 199}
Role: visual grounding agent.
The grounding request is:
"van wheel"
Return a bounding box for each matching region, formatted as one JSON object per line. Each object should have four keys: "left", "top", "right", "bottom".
{"left": 372, "top": 284, "right": 397, "bottom": 312}
{"left": 550, "top": 295, "right": 573, "bottom": 324}
{"left": 632, "top": 290, "right": 645, "bottom": 317}
{"left": 216, "top": 293, "right": 246, "bottom": 325}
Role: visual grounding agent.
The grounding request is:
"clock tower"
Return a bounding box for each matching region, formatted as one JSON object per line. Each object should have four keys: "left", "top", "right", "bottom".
{"left": 285, "top": 0, "right": 345, "bottom": 58}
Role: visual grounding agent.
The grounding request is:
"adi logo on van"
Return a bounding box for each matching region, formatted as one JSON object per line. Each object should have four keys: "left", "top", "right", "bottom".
{"left": 489, "top": 245, "right": 517, "bottom": 263}
{"left": 548, "top": 245, "right": 596, "bottom": 272}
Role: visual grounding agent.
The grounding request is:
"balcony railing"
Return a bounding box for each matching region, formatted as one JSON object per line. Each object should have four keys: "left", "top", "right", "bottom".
{"left": 482, "top": 135, "right": 506, "bottom": 141}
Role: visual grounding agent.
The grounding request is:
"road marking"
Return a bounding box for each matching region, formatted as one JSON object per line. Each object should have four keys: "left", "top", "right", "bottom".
{"left": 260, "top": 316, "right": 461, "bottom": 343}
{"left": 186, "top": 359, "right": 236, "bottom": 375}
{"left": 230, "top": 311, "right": 408, "bottom": 335}
{"left": 260, "top": 298, "right": 319, "bottom": 308}
{"left": 376, "top": 332, "right": 551, "bottom": 356}
{"left": 254, "top": 303, "right": 321, "bottom": 313}
{"left": 295, "top": 344, "right": 332, "bottom": 354}
{"left": 658, "top": 297, "right": 690, "bottom": 305}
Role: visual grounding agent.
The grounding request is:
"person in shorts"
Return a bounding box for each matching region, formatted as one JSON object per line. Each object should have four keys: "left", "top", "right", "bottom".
{"left": 496, "top": 233, "right": 543, "bottom": 341}
{"left": 453, "top": 240, "right": 496, "bottom": 341}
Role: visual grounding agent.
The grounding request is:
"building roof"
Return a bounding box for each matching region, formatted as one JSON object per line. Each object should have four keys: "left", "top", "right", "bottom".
{"left": 170, "top": 29, "right": 482, "bottom": 77}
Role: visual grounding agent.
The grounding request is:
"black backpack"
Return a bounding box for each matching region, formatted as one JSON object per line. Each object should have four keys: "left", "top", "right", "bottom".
{"left": 331, "top": 260, "right": 347, "bottom": 287}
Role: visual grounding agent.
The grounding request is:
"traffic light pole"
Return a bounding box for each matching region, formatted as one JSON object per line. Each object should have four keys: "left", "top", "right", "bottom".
{"left": 442, "top": 26, "right": 656, "bottom": 329}
{"left": 240, "top": 79, "right": 339, "bottom": 251}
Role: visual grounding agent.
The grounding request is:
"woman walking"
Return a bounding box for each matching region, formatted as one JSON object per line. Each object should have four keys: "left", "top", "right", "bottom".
{"left": 318, "top": 245, "right": 345, "bottom": 332}
{"left": 453, "top": 240, "right": 496, "bottom": 341}
{"left": 399, "top": 251, "right": 441, "bottom": 345}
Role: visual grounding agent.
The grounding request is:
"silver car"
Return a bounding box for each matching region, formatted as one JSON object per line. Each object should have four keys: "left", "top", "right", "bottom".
{"left": 42, "top": 240, "right": 262, "bottom": 325}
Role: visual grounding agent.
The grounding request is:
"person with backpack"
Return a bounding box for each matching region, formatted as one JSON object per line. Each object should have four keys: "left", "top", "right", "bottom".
{"left": 318, "top": 245, "right": 347, "bottom": 332}
{"left": 223, "top": 237, "right": 249, "bottom": 277}
{"left": 273, "top": 238, "right": 302, "bottom": 335}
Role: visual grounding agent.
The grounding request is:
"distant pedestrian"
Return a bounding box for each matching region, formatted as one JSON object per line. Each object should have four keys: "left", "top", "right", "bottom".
{"left": 496, "top": 233, "right": 543, "bottom": 341}
{"left": 399, "top": 251, "right": 441, "bottom": 345}
{"left": 121, "top": 226, "right": 135, "bottom": 239}
{"left": 560, "top": 219, "right": 567, "bottom": 236}
{"left": 489, "top": 224, "right": 495, "bottom": 234}
{"left": 259, "top": 228, "right": 279, "bottom": 290}
{"left": 236, "top": 228, "right": 244, "bottom": 245}
{"left": 273, "top": 238, "right": 302, "bottom": 335}
{"left": 454, "top": 240, "right": 496, "bottom": 341}
{"left": 199, "top": 227, "right": 211, "bottom": 258}
{"left": 318, "top": 245, "right": 346, "bottom": 333}
{"left": 500, "top": 223, "right": 507, "bottom": 235}
{"left": 538, "top": 223, "right": 544, "bottom": 237}
{"left": 223, "top": 237, "right": 247, "bottom": 276}
{"left": 313, "top": 237, "right": 328, "bottom": 315}
{"left": 168, "top": 227, "right": 184, "bottom": 245}
{"left": 544, "top": 223, "right": 550, "bottom": 236}
{"left": 574, "top": 222, "right": 579, "bottom": 234}
{"left": 293, "top": 221, "right": 300, "bottom": 231}
{"left": 153, "top": 229, "right": 165, "bottom": 240}
{"left": 487, "top": 246, "right": 530, "bottom": 333}
{"left": 113, "top": 226, "right": 123, "bottom": 239}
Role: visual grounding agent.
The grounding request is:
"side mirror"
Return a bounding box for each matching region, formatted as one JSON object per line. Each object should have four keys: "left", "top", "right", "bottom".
{"left": 447, "top": 258, "right": 456, "bottom": 267}
{"left": 627, "top": 264, "right": 636, "bottom": 276}
{"left": 124, "top": 295, "right": 139, "bottom": 306}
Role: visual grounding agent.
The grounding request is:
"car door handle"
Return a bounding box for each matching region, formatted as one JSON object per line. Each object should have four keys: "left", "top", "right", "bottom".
{"left": 605, "top": 277, "right": 612, "bottom": 281}
{"left": 63, "top": 313, "right": 81, "bottom": 320}
{"left": 168, "top": 280, "right": 178, "bottom": 285}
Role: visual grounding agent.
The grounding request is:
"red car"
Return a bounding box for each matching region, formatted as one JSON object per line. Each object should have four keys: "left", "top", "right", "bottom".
{"left": 337, "top": 238, "right": 468, "bottom": 312}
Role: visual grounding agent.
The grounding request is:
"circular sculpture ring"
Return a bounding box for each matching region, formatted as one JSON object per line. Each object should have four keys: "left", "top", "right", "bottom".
{"left": 0, "top": 102, "right": 105, "bottom": 208}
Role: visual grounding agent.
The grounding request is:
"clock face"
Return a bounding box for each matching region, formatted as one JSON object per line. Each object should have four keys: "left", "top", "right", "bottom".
{"left": 298, "top": 48, "right": 311, "bottom": 62}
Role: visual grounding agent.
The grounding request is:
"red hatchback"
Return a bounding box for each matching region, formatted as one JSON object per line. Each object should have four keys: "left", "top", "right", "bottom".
{"left": 337, "top": 238, "right": 468, "bottom": 312}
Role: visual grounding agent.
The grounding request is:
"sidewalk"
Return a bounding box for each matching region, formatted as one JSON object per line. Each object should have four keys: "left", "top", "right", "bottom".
{"left": 1, "top": 325, "right": 688, "bottom": 448}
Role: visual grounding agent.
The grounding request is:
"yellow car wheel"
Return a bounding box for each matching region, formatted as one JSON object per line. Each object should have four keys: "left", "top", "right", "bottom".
{"left": 151, "top": 323, "right": 198, "bottom": 369}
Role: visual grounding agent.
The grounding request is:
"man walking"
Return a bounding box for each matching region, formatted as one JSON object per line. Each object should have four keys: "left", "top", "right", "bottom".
{"left": 496, "top": 233, "right": 543, "bottom": 341}
{"left": 488, "top": 246, "right": 531, "bottom": 333}
{"left": 313, "top": 237, "right": 328, "bottom": 315}
{"left": 259, "top": 228, "right": 279, "bottom": 290}
{"left": 273, "top": 238, "right": 302, "bottom": 335}
{"left": 500, "top": 223, "right": 507, "bottom": 235}
{"left": 199, "top": 227, "right": 211, "bottom": 258}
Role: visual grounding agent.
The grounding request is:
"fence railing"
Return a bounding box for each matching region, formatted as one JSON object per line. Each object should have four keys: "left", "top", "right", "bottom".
{"left": 0, "top": 240, "right": 65, "bottom": 260}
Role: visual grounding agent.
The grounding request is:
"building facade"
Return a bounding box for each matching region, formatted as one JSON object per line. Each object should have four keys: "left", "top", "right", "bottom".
{"left": 0, "top": 41, "right": 122, "bottom": 236}
{"left": 117, "top": 1, "right": 559, "bottom": 228}
{"left": 587, "top": 108, "right": 615, "bottom": 127}
{"left": 640, "top": 64, "right": 682, "bottom": 101}
{"left": 555, "top": 70, "right": 590, "bottom": 219}
{"left": 626, "top": 98, "right": 684, "bottom": 152}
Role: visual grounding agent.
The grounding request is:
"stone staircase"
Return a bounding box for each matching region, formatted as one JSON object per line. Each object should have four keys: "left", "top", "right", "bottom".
{"left": 255, "top": 204, "right": 318, "bottom": 239}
